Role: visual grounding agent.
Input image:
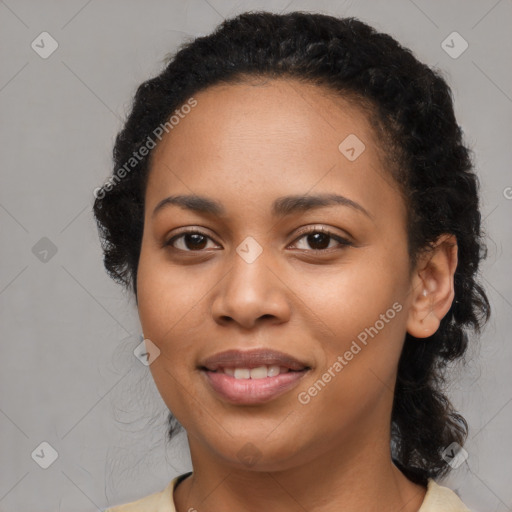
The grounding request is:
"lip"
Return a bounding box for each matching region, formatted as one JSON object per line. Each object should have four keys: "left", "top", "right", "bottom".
{"left": 198, "top": 348, "right": 311, "bottom": 405}
{"left": 199, "top": 348, "right": 309, "bottom": 372}
{"left": 202, "top": 370, "right": 309, "bottom": 405}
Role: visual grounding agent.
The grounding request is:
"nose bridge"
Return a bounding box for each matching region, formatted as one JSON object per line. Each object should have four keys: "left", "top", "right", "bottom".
{"left": 211, "top": 236, "right": 290, "bottom": 327}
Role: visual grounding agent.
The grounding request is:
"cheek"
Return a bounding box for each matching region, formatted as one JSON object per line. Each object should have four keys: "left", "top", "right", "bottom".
{"left": 136, "top": 251, "right": 202, "bottom": 419}
{"left": 136, "top": 245, "right": 217, "bottom": 402}
{"left": 298, "top": 249, "right": 409, "bottom": 399}
{"left": 137, "top": 246, "right": 205, "bottom": 338}
{"left": 295, "top": 286, "right": 406, "bottom": 436}
{"left": 302, "top": 254, "right": 406, "bottom": 335}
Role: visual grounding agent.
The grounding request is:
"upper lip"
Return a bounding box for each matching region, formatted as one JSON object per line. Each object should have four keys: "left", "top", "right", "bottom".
{"left": 199, "top": 348, "right": 310, "bottom": 371}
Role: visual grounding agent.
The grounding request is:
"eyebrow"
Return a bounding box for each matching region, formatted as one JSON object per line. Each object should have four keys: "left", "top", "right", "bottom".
{"left": 152, "top": 193, "right": 372, "bottom": 220}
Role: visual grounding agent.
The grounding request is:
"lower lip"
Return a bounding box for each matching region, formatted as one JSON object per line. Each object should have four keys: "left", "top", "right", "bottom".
{"left": 202, "top": 370, "right": 308, "bottom": 405}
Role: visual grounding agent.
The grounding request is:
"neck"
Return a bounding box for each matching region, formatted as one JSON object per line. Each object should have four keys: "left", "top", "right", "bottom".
{"left": 173, "top": 430, "right": 426, "bottom": 512}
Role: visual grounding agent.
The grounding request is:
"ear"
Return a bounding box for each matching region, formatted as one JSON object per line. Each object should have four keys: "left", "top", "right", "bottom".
{"left": 406, "top": 234, "right": 458, "bottom": 338}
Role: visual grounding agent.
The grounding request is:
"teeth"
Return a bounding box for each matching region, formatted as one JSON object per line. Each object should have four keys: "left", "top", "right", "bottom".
{"left": 233, "top": 368, "right": 251, "bottom": 379}
{"left": 250, "top": 366, "right": 268, "bottom": 379}
{"left": 226, "top": 365, "right": 288, "bottom": 379}
{"left": 267, "top": 365, "right": 281, "bottom": 377}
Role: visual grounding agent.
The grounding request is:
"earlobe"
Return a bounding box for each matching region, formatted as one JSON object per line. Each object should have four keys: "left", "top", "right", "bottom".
{"left": 406, "top": 234, "right": 458, "bottom": 338}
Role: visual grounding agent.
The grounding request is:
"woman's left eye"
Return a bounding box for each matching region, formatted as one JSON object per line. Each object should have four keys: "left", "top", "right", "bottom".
{"left": 290, "top": 227, "right": 353, "bottom": 251}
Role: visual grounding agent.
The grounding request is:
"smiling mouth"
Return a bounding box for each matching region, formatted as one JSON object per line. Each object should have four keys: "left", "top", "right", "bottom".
{"left": 198, "top": 348, "right": 310, "bottom": 372}
{"left": 203, "top": 365, "right": 305, "bottom": 379}
{"left": 199, "top": 365, "right": 310, "bottom": 405}
{"left": 197, "top": 348, "right": 311, "bottom": 404}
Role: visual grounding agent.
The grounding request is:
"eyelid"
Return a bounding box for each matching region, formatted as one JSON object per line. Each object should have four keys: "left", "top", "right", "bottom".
{"left": 290, "top": 225, "right": 354, "bottom": 247}
{"left": 163, "top": 227, "right": 221, "bottom": 250}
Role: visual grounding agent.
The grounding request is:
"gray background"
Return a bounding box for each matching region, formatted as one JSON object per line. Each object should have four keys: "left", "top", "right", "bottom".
{"left": 1, "top": 0, "right": 511, "bottom": 510}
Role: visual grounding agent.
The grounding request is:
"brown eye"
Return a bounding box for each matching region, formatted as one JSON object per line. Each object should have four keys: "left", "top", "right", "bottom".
{"left": 291, "top": 227, "right": 352, "bottom": 252}
{"left": 304, "top": 232, "right": 331, "bottom": 250}
{"left": 165, "top": 231, "right": 217, "bottom": 251}
{"left": 164, "top": 226, "right": 352, "bottom": 253}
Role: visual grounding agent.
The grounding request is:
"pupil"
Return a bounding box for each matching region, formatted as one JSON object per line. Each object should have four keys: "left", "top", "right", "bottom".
{"left": 308, "top": 233, "right": 329, "bottom": 250}
{"left": 186, "top": 233, "right": 207, "bottom": 250}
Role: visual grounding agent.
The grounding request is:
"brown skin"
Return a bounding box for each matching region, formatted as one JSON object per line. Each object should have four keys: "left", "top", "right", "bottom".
{"left": 136, "top": 78, "right": 458, "bottom": 512}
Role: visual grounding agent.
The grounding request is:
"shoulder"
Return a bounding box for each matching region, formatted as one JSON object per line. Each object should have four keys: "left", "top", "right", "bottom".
{"left": 103, "top": 489, "right": 163, "bottom": 512}
{"left": 104, "top": 474, "right": 469, "bottom": 512}
{"left": 103, "top": 476, "right": 179, "bottom": 512}
{"left": 419, "top": 479, "right": 470, "bottom": 512}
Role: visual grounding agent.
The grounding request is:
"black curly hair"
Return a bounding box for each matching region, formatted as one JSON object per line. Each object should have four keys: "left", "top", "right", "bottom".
{"left": 93, "top": 11, "right": 490, "bottom": 486}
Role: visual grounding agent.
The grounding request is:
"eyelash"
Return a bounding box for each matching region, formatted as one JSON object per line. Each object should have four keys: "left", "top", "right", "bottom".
{"left": 164, "top": 226, "right": 353, "bottom": 253}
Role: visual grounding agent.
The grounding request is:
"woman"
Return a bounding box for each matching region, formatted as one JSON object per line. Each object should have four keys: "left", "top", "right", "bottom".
{"left": 95, "top": 11, "right": 490, "bottom": 512}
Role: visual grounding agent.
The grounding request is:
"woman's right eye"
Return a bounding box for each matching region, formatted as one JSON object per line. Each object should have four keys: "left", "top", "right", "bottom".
{"left": 165, "top": 230, "right": 219, "bottom": 252}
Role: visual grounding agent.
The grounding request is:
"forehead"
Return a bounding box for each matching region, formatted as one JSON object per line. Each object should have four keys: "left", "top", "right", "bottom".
{"left": 151, "top": 78, "right": 376, "bottom": 160}
{"left": 146, "top": 78, "right": 403, "bottom": 223}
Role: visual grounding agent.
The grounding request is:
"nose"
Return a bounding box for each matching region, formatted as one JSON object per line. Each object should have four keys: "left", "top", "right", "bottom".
{"left": 210, "top": 245, "right": 292, "bottom": 330}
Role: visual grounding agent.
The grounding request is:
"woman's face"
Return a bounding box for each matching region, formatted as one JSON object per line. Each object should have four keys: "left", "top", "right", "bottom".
{"left": 137, "top": 78, "right": 420, "bottom": 470}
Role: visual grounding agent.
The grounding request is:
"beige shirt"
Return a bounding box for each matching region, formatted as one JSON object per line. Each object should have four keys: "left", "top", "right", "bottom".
{"left": 104, "top": 472, "right": 470, "bottom": 512}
